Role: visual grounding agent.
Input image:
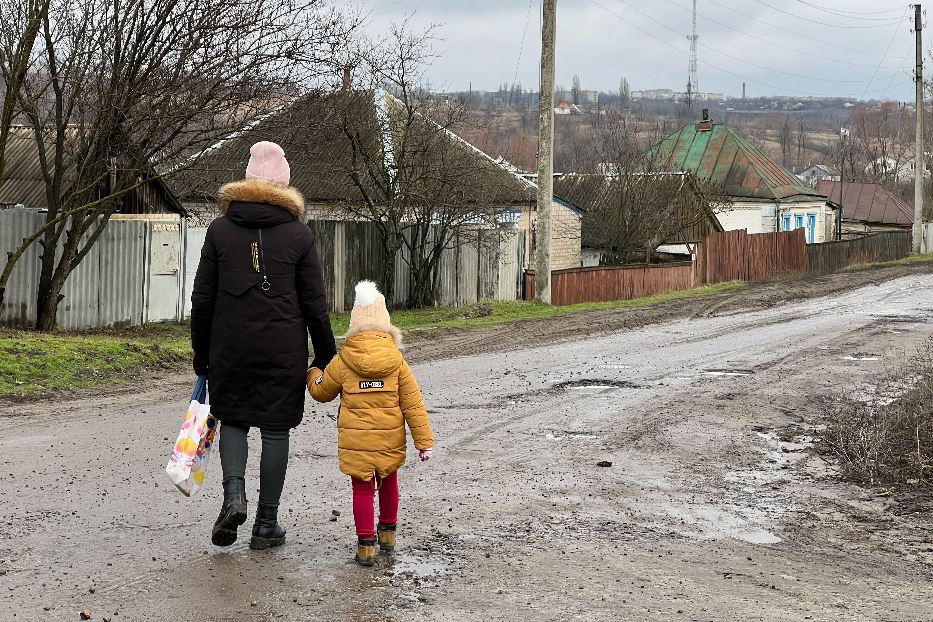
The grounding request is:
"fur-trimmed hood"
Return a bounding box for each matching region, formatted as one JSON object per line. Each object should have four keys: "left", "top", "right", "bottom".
{"left": 217, "top": 178, "right": 305, "bottom": 221}
{"left": 345, "top": 322, "right": 403, "bottom": 350}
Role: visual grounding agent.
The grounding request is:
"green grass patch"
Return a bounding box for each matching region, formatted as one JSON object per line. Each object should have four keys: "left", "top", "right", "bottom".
{"left": 0, "top": 323, "right": 189, "bottom": 398}
{"left": 0, "top": 281, "right": 744, "bottom": 398}
{"left": 332, "top": 281, "right": 746, "bottom": 335}
{"left": 844, "top": 253, "right": 933, "bottom": 271}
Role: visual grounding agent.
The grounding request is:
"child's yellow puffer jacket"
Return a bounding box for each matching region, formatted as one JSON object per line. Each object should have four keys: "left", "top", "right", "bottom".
{"left": 308, "top": 330, "right": 434, "bottom": 481}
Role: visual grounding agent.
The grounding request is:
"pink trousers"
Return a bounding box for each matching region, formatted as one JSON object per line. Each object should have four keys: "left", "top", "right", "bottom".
{"left": 351, "top": 470, "right": 399, "bottom": 540}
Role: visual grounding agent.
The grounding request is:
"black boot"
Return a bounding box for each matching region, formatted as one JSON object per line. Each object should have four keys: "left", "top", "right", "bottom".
{"left": 212, "top": 477, "right": 247, "bottom": 547}
{"left": 250, "top": 502, "right": 286, "bottom": 550}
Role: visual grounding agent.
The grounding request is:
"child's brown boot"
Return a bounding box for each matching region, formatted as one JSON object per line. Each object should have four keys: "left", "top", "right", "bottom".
{"left": 355, "top": 538, "right": 377, "bottom": 566}
{"left": 377, "top": 523, "right": 396, "bottom": 551}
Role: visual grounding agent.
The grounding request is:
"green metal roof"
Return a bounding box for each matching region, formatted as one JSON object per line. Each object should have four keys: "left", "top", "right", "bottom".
{"left": 646, "top": 122, "right": 827, "bottom": 203}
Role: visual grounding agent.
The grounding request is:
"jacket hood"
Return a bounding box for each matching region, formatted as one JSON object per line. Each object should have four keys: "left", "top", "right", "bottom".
{"left": 339, "top": 330, "right": 404, "bottom": 378}
{"left": 218, "top": 178, "right": 305, "bottom": 225}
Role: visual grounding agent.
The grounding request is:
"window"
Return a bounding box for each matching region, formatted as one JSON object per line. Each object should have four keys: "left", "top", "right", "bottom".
{"left": 807, "top": 213, "right": 817, "bottom": 243}
{"left": 781, "top": 214, "right": 792, "bottom": 231}
{"left": 794, "top": 214, "right": 804, "bottom": 230}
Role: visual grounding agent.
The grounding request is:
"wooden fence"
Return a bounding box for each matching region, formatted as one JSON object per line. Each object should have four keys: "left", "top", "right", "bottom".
{"left": 523, "top": 228, "right": 912, "bottom": 307}
{"left": 524, "top": 262, "right": 695, "bottom": 306}
{"left": 807, "top": 230, "right": 911, "bottom": 275}
{"left": 694, "top": 228, "right": 807, "bottom": 286}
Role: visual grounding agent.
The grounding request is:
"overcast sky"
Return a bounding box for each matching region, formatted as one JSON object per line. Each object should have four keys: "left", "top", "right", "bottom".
{"left": 342, "top": 0, "right": 921, "bottom": 101}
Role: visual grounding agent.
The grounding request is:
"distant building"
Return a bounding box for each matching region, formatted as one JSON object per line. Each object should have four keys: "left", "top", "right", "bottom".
{"left": 865, "top": 154, "right": 930, "bottom": 183}
{"left": 555, "top": 101, "right": 572, "bottom": 115}
{"left": 674, "top": 91, "right": 725, "bottom": 103}
{"left": 580, "top": 90, "right": 599, "bottom": 105}
{"left": 798, "top": 164, "right": 840, "bottom": 187}
{"left": 632, "top": 89, "right": 675, "bottom": 101}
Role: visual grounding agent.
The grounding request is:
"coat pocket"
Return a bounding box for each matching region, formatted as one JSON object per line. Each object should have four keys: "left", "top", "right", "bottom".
{"left": 218, "top": 272, "right": 260, "bottom": 297}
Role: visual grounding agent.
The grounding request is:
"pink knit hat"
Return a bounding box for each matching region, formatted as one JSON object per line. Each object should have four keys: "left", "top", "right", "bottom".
{"left": 245, "top": 141, "right": 290, "bottom": 185}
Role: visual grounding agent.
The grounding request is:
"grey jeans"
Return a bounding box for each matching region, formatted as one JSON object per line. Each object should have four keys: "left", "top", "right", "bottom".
{"left": 218, "top": 424, "right": 289, "bottom": 508}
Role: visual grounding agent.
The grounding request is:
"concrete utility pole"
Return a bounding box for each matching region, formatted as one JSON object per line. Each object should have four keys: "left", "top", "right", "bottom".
{"left": 914, "top": 3, "right": 925, "bottom": 253}
{"left": 535, "top": 0, "right": 556, "bottom": 303}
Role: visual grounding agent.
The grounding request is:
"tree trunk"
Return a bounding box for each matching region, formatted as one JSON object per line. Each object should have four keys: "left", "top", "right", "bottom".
{"left": 34, "top": 227, "right": 59, "bottom": 329}
{"left": 379, "top": 228, "right": 403, "bottom": 307}
{"left": 35, "top": 221, "right": 82, "bottom": 331}
{"left": 407, "top": 256, "right": 435, "bottom": 309}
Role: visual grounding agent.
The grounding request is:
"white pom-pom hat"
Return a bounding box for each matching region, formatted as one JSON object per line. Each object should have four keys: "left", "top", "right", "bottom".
{"left": 348, "top": 280, "right": 392, "bottom": 334}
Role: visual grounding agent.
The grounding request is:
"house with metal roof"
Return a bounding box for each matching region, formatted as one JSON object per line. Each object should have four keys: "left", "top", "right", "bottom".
{"left": 0, "top": 127, "right": 184, "bottom": 219}
{"left": 170, "top": 91, "right": 583, "bottom": 269}
{"left": 816, "top": 180, "right": 913, "bottom": 235}
{"left": 647, "top": 115, "right": 838, "bottom": 243}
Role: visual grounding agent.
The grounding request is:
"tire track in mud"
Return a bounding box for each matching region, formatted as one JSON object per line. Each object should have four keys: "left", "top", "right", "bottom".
{"left": 406, "top": 263, "right": 933, "bottom": 365}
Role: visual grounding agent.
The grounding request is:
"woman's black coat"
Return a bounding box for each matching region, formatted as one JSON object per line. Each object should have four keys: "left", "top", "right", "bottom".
{"left": 190, "top": 178, "right": 337, "bottom": 431}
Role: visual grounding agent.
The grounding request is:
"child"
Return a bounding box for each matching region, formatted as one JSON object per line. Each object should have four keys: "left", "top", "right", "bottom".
{"left": 307, "top": 280, "right": 435, "bottom": 566}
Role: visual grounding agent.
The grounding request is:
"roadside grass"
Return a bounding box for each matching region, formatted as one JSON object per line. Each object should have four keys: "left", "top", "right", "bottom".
{"left": 844, "top": 253, "right": 933, "bottom": 271}
{"left": 330, "top": 281, "right": 746, "bottom": 336}
{"left": 0, "top": 323, "right": 190, "bottom": 398}
{"left": 0, "top": 281, "right": 744, "bottom": 399}
{"left": 823, "top": 338, "right": 933, "bottom": 490}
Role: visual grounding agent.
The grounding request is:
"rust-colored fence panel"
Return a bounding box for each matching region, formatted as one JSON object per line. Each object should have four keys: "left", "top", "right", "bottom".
{"left": 695, "top": 229, "right": 807, "bottom": 285}
{"left": 807, "top": 230, "right": 911, "bottom": 275}
{"left": 524, "top": 262, "right": 694, "bottom": 305}
{"left": 524, "top": 229, "right": 911, "bottom": 307}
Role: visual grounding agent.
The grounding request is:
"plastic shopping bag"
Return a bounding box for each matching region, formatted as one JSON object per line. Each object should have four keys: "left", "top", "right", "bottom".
{"left": 165, "top": 376, "right": 218, "bottom": 497}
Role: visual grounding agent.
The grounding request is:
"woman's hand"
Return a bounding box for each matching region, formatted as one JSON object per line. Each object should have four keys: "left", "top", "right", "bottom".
{"left": 419, "top": 448, "right": 433, "bottom": 462}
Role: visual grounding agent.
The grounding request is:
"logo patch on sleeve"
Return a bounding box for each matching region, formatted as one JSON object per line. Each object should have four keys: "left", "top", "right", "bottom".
{"left": 359, "top": 380, "right": 385, "bottom": 389}
{"left": 315, "top": 375, "right": 324, "bottom": 385}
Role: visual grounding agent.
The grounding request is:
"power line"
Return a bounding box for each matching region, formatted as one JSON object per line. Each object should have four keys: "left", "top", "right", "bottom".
{"left": 789, "top": 0, "right": 912, "bottom": 21}
{"left": 791, "top": 0, "right": 908, "bottom": 16}
{"left": 752, "top": 0, "right": 905, "bottom": 28}
{"left": 587, "top": 0, "right": 870, "bottom": 97}
{"left": 512, "top": 0, "right": 535, "bottom": 90}
{"left": 614, "top": 0, "right": 900, "bottom": 84}
{"left": 856, "top": 7, "right": 910, "bottom": 102}
{"left": 659, "top": 0, "right": 908, "bottom": 69}
{"left": 705, "top": 0, "right": 906, "bottom": 57}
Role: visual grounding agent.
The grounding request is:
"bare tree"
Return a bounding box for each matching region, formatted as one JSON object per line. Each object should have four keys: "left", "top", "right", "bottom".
{"left": 797, "top": 120, "right": 806, "bottom": 169}
{"left": 576, "top": 119, "right": 729, "bottom": 264}
{"left": 571, "top": 75, "right": 581, "bottom": 106}
{"left": 619, "top": 77, "right": 631, "bottom": 111}
{"left": 0, "top": 0, "right": 50, "bottom": 183}
{"left": 0, "top": 0, "right": 353, "bottom": 330}
{"left": 779, "top": 117, "right": 792, "bottom": 168}
{"left": 334, "top": 24, "right": 521, "bottom": 308}
{"left": 851, "top": 102, "right": 913, "bottom": 186}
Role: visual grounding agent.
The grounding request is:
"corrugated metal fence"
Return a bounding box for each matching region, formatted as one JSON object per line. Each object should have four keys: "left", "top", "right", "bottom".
{"left": 0, "top": 209, "right": 183, "bottom": 329}
{"left": 308, "top": 221, "right": 524, "bottom": 312}
{"left": 183, "top": 220, "right": 526, "bottom": 315}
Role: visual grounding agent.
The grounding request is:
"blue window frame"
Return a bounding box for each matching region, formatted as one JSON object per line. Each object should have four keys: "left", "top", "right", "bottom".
{"left": 807, "top": 213, "right": 817, "bottom": 243}
{"left": 781, "top": 214, "right": 792, "bottom": 231}
{"left": 794, "top": 214, "right": 804, "bottom": 230}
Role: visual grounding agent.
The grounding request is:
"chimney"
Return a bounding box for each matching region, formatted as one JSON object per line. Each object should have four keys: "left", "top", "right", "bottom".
{"left": 697, "top": 108, "right": 712, "bottom": 131}
{"left": 342, "top": 66, "right": 351, "bottom": 92}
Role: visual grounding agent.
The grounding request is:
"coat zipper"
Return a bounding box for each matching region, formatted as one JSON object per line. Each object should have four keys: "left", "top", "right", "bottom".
{"left": 257, "top": 229, "right": 271, "bottom": 291}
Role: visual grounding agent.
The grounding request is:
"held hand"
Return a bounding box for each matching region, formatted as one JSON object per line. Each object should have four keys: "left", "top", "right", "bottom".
{"left": 419, "top": 448, "right": 433, "bottom": 462}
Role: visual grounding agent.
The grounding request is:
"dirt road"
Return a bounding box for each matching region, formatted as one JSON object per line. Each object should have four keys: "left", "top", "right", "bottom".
{"left": 3, "top": 269, "right": 933, "bottom": 621}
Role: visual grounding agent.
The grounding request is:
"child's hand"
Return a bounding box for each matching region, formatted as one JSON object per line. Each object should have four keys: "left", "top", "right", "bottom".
{"left": 419, "top": 448, "right": 433, "bottom": 462}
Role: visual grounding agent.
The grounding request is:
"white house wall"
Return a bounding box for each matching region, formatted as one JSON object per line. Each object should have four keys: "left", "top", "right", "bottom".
{"left": 715, "top": 203, "right": 769, "bottom": 234}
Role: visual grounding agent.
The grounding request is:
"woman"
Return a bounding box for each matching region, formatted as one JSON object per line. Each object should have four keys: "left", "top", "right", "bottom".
{"left": 190, "top": 141, "right": 337, "bottom": 549}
